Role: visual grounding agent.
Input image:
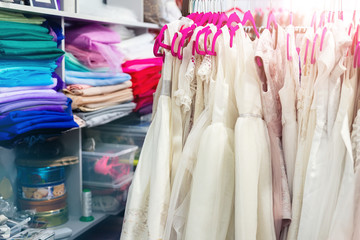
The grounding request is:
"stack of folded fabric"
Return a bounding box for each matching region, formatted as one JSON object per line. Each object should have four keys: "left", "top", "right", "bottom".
{"left": 0, "top": 13, "right": 78, "bottom": 148}
{"left": 64, "top": 23, "right": 135, "bottom": 128}
{"left": 122, "top": 58, "right": 163, "bottom": 116}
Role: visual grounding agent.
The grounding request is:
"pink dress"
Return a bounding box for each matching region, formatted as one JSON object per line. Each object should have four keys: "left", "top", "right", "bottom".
{"left": 255, "top": 27, "right": 291, "bottom": 240}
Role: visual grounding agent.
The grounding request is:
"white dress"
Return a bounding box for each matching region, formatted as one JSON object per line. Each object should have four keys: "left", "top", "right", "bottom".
{"left": 184, "top": 26, "right": 237, "bottom": 240}
{"left": 234, "top": 25, "right": 276, "bottom": 240}
{"left": 279, "top": 25, "right": 299, "bottom": 197}
{"left": 327, "top": 54, "right": 355, "bottom": 240}
{"left": 287, "top": 28, "right": 317, "bottom": 240}
{"left": 297, "top": 24, "right": 350, "bottom": 239}
{"left": 163, "top": 26, "right": 215, "bottom": 240}
{"left": 120, "top": 19, "right": 181, "bottom": 240}
{"left": 352, "top": 108, "right": 360, "bottom": 240}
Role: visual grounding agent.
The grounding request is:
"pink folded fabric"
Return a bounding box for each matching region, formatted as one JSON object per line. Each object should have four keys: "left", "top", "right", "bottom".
{"left": 122, "top": 57, "right": 163, "bottom": 72}
{"left": 66, "top": 84, "right": 91, "bottom": 91}
{"left": 66, "top": 44, "right": 109, "bottom": 69}
{"left": 66, "top": 23, "right": 124, "bottom": 71}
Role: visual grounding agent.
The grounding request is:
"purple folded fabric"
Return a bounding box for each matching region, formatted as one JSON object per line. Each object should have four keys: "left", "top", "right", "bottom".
{"left": 0, "top": 90, "right": 67, "bottom": 104}
{"left": 22, "top": 105, "right": 66, "bottom": 113}
{"left": 49, "top": 26, "right": 58, "bottom": 43}
{"left": 138, "top": 104, "right": 153, "bottom": 115}
{"left": 0, "top": 100, "right": 67, "bottom": 114}
{"left": 66, "top": 23, "right": 123, "bottom": 71}
{"left": 52, "top": 72, "right": 65, "bottom": 91}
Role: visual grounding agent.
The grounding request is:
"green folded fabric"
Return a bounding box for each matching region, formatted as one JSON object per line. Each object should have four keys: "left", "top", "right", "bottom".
{"left": 65, "top": 52, "right": 91, "bottom": 72}
{"left": 0, "top": 30, "right": 54, "bottom": 41}
{"left": 0, "top": 10, "right": 45, "bottom": 25}
{"left": 0, "top": 40, "right": 57, "bottom": 49}
{"left": 0, "top": 21, "right": 48, "bottom": 33}
{"left": 0, "top": 47, "right": 65, "bottom": 60}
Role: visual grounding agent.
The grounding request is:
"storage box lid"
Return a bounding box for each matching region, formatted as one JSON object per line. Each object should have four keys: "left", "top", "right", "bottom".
{"left": 84, "top": 173, "right": 133, "bottom": 189}
{"left": 82, "top": 143, "right": 138, "bottom": 158}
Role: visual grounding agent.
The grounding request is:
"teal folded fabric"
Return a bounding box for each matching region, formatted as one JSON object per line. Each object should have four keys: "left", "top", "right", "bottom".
{"left": 0, "top": 30, "right": 54, "bottom": 41}
{"left": 0, "top": 40, "right": 57, "bottom": 49}
{"left": 65, "top": 52, "right": 91, "bottom": 72}
{"left": 0, "top": 59, "right": 57, "bottom": 70}
{"left": 65, "top": 52, "right": 109, "bottom": 73}
{"left": 0, "top": 47, "right": 65, "bottom": 60}
{"left": 0, "top": 21, "right": 48, "bottom": 33}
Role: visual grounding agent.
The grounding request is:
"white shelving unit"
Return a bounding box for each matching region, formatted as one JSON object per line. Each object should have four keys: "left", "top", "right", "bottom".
{"left": 0, "top": 2, "right": 160, "bottom": 28}
{"left": 0, "top": 2, "right": 159, "bottom": 239}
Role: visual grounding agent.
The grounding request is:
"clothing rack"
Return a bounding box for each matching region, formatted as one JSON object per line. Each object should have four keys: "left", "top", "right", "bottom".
{"left": 244, "top": 26, "right": 309, "bottom": 34}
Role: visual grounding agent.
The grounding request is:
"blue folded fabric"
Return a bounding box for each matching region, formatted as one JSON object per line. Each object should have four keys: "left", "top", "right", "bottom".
{"left": 0, "top": 71, "right": 53, "bottom": 87}
{"left": 0, "top": 59, "right": 57, "bottom": 70}
{"left": 0, "top": 121, "right": 78, "bottom": 141}
{"left": 0, "top": 110, "right": 70, "bottom": 127}
{"left": 0, "top": 110, "right": 78, "bottom": 141}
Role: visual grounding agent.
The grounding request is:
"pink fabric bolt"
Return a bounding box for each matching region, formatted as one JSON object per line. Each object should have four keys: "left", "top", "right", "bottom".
{"left": 66, "top": 44, "right": 109, "bottom": 69}
{"left": 66, "top": 23, "right": 124, "bottom": 72}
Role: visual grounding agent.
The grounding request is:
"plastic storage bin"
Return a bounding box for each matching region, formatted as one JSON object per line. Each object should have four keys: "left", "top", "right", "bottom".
{"left": 84, "top": 174, "right": 133, "bottom": 215}
{"left": 84, "top": 120, "right": 149, "bottom": 162}
{"left": 82, "top": 143, "right": 137, "bottom": 186}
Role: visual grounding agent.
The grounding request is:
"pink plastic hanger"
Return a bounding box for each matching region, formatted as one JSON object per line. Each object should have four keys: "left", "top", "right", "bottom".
{"left": 210, "top": 29, "right": 222, "bottom": 56}
{"left": 287, "top": 12, "right": 293, "bottom": 61}
{"left": 311, "top": 12, "right": 317, "bottom": 33}
{"left": 318, "top": 11, "right": 325, "bottom": 28}
{"left": 227, "top": 12, "right": 241, "bottom": 48}
{"left": 267, "top": 12, "right": 278, "bottom": 50}
{"left": 320, "top": 27, "right": 327, "bottom": 51}
{"left": 188, "top": 12, "right": 198, "bottom": 20}
{"left": 153, "top": 25, "right": 170, "bottom": 57}
{"left": 176, "top": 24, "right": 197, "bottom": 59}
{"left": 198, "top": 12, "right": 212, "bottom": 26}
{"left": 328, "top": 11, "right": 332, "bottom": 22}
{"left": 287, "top": 34, "right": 292, "bottom": 61}
{"left": 241, "top": 10, "right": 260, "bottom": 38}
{"left": 216, "top": 12, "right": 229, "bottom": 29}
{"left": 207, "top": 13, "right": 228, "bottom": 55}
{"left": 338, "top": 10, "right": 343, "bottom": 20}
{"left": 266, "top": 12, "right": 278, "bottom": 30}
{"left": 311, "top": 34, "right": 318, "bottom": 64}
{"left": 225, "top": 6, "right": 244, "bottom": 14}
{"left": 348, "top": 23, "right": 353, "bottom": 36}
{"left": 204, "top": 27, "right": 215, "bottom": 55}
{"left": 195, "top": 26, "right": 210, "bottom": 55}
{"left": 211, "top": 12, "right": 220, "bottom": 24}
{"left": 351, "top": 25, "right": 359, "bottom": 55}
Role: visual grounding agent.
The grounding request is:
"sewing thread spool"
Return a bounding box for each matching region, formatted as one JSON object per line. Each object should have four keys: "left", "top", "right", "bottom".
{"left": 79, "top": 189, "right": 94, "bottom": 222}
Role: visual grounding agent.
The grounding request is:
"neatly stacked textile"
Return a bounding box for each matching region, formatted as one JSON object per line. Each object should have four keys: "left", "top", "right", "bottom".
{"left": 122, "top": 58, "right": 163, "bottom": 115}
{"left": 65, "top": 23, "right": 135, "bottom": 127}
{"left": 0, "top": 14, "right": 78, "bottom": 148}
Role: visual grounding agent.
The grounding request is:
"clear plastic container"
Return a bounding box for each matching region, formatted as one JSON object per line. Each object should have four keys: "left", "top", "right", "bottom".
{"left": 82, "top": 143, "right": 137, "bottom": 186}
{"left": 84, "top": 121, "right": 149, "bottom": 161}
{"left": 84, "top": 174, "right": 133, "bottom": 214}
